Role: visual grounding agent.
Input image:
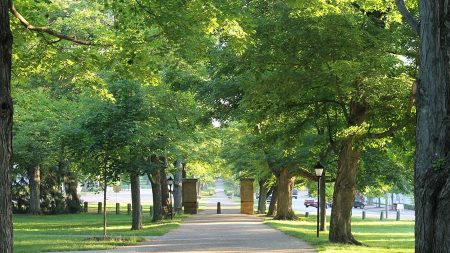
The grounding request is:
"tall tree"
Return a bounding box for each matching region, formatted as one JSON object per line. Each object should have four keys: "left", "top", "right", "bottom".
{"left": 397, "top": 0, "right": 450, "bottom": 251}
{"left": 0, "top": 0, "right": 13, "bottom": 250}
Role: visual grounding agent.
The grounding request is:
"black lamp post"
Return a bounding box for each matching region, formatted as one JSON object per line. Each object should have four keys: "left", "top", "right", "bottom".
{"left": 314, "top": 162, "right": 324, "bottom": 238}
{"left": 167, "top": 176, "right": 174, "bottom": 220}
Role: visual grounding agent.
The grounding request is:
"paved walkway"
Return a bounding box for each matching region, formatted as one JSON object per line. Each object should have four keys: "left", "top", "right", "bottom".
{"left": 64, "top": 180, "right": 316, "bottom": 253}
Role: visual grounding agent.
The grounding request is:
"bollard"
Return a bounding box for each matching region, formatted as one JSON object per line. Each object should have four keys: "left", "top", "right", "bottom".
{"left": 380, "top": 211, "right": 384, "bottom": 220}
{"left": 84, "top": 202, "right": 88, "bottom": 213}
{"left": 98, "top": 202, "right": 102, "bottom": 214}
{"left": 305, "top": 212, "right": 309, "bottom": 217}
{"left": 217, "top": 202, "right": 221, "bottom": 214}
{"left": 116, "top": 203, "right": 120, "bottom": 214}
{"left": 150, "top": 206, "right": 153, "bottom": 217}
{"left": 127, "top": 204, "right": 131, "bottom": 215}
{"left": 362, "top": 211, "right": 366, "bottom": 220}
{"left": 396, "top": 210, "right": 400, "bottom": 221}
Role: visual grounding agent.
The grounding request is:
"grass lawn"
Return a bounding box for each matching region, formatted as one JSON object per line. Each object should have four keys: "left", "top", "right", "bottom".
{"left": 14, "top": 212, "right": 188, "bottom": 253}
{"left": 265, "top": 216, "right": 414, "bottom": 253}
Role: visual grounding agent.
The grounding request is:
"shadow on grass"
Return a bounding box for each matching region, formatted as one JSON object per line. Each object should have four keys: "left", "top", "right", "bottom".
{"left": 265, "top": 216, "right": 414, "bottom": 253}
{"left": 14, "top": 212, "right": 189, "bottom": 252}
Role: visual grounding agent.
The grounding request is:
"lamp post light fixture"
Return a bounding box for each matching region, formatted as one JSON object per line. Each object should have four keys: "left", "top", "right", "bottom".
{"left": 167, "top": 176, "right": 174, "bottom": 220}
{"left": 314, "top": 162, "right": 324, "bottom": 238}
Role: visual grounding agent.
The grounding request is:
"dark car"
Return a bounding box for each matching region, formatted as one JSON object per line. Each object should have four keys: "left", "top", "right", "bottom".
{"left": 304, "top": 199, "right": 332, "bottom": 208}
{"left": 354, "top": 201, "right": 365, "bottom": 209}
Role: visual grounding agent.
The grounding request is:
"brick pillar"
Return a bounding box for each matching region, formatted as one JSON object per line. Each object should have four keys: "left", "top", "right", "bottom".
{"left": 240, "top": 178, "right": 254, "bottom": 215}
{"left": 182, "top": 179, "right": 199, "bottom": 214}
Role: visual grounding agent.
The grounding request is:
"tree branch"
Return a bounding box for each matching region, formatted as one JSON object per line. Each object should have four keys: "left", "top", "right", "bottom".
{"left": 9, "top": 0, "right": 95, "bottom": 46}
{"left": 395, "top": 0, "right": 419, "bottom": 35}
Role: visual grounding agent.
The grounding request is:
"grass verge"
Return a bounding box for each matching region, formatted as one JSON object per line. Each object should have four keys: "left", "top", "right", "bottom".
{"left": 14, "top": 212, "right": 188, "bottom": 252}
{"left": 265, "top": 216, "right": 414, "bottom": 253}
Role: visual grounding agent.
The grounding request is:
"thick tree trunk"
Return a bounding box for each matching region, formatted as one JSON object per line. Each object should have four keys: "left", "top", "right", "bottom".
{"left": 28, "top": 165, "right": 41, "bottom": 215}
{"left": 64, "top": 168, "right": 80, "bottom": 213}
{"left": 414, "top": 1, "right": 450, "bottom": 252}
{"left": 0, "top": 0, "right": 13, "bottom": 249}
{"left": 148, "top": 170, "right": 163, "bottom": 221}
{"left": 320, "top": 169, "right": 327, "bottom": 231}
{"left": 173, "top": 160, "right": 183, "bottom": 213}
{"left": 329, "top": 139, "right": 361, "bottom": 244}
{"left": 257, "top": 178, "right": 268, "bottom": 214}
{"left": 160, "top": 166, "right": 170, "bottom": 217}
{"left": 267, "top": 185, "right": 278, "bottom": 216}
{"left": 274, "top": 168, "right": 296, "bottom": 220}
{"left": 130, "top": 173, "right": 142, "bottom": 230}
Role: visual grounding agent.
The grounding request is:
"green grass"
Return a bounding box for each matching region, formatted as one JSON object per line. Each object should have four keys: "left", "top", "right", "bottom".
{"left": 14, "top": 212, "right": 188, "bottom": 252}
{"left": 265, "top": 216, "right": 414, "bottom": 253}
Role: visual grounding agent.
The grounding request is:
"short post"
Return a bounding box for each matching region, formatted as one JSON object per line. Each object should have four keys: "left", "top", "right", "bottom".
{"left": 97, "top": 202, "right": 102, "bottom": 214}
{"left": 83, "top": 202, "right": 88, "bottom": 213}
{"left": 150, "top": 206, "right": 153, "bottom": 217}
{"left": 380, "top": 211, "right": 384, "bottom": 220}
{"left": 396, "top": 210, "right": 400, "bottom": 221}
{"left": 127, "top": 204, "right": 131, "bottom": 215}
{"left": 217, "top": 202, "right": 221, "bottom": 214}
{"left": 305, "top": 212, "right": 309, "bottom": 217}
{"left": 362, "top": 211, "right": 366, "bottom": 220}
{"left": 116, "top": 203, "right": 120, "bottom": 214}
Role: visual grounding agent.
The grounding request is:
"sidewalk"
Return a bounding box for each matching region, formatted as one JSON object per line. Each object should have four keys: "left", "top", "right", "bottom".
{"left": 62, "top": 180, "right": 316, "bottom": 253}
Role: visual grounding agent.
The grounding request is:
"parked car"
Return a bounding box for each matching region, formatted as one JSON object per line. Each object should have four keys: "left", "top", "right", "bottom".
{"left": 304, "top": 199, "right": 332, "bottom": 208}
{"left": 354, "top": 201, "right": 365, "bottom": 209}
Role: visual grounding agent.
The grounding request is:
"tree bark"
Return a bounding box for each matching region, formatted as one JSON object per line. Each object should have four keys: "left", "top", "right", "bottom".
{"left": 267, "top": 185, "right": 278, "bottom": 216}
{"left": 130, "top": 173, "right": 142, "bottom": 230}
{"left": 257, "top": 178, "right": 268, "bottom": 214}
{"left": 329, "top": 139, "right": 361, "bottom": 244}
{"left": 274, "top": 168, "right": 296, "bottom": 220}
{"left": 148, "top": 169, "right": 163, "bottom": 222}
{"left": 28, "top": 165, "right": 41, "bottom": 215}
{"left": 102, "top": 172, "right": 107, "bottom": 238}
{"left": 414, "top": 1, "right": 450, "bottom": 252}
{"left": 320, "top": 169, "right": 327, "bottom": 231}
{"left": 0, "top": 0, "right": 13, "bottom": 249}
{"left": 63, "top": 168, "right": 80, "bottom": 213}
{"left": 173, "top": 160, "right": 183, "bottom": 213}
{"left": 160, "top": 165, "right": 169, "bottom": 218}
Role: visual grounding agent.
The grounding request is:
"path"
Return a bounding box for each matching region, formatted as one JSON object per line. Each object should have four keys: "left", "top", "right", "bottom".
{"left": 64, "top": 180, "right": 316, "bottom": 253}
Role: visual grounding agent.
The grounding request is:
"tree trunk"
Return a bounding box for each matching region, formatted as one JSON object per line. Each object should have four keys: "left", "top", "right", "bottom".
{"left": 103, "top": 174, "right": 107, "bottom": 238}
{"left": 148, "top": 170, "right": 163, "bottom": 222}
{"left": 274, "top": 168, "right": 296, "bottom": 220}
{"left": 28, "top": 165, "right": 41, "bottom": 215}
{"left": 0, "top": 0, "right": 13, "bottom": 249}
{"left": 182, "top": 163, "right": 187, "bottom": 179}
{"left": 173, "top": 160, "right": 183, "bottom": 213}
{"left": 130, "top": 173, "right": 142, "bottom": 230}
{"left": 257, "top": 178, "right": 268, "bottom": 214}
{"left": 329, "top": 139, "right": 361, "bottom": 244}
{"left": 267, "top": 185, "right": 278, "bottom": 216}
{"left": 320, "top": 169, "right": 327, "bottom": 231}
{"left": 414, "top": 1, "right": 450, "bottom": 252}
{"left": 160, "top": 166, "right": 169, "bottom": 218}
{"left": 64, "top": 168, "right": 80, "bottom": 213}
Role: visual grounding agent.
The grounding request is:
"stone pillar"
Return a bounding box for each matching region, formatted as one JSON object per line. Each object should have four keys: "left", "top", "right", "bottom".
{"left": 240, "top": 178, "right": 254, "bottom": 215}
{"left": 182, "top": 179, "right": 199, "bottom": 214}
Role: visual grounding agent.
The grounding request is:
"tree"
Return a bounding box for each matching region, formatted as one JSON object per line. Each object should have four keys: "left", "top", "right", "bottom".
{"left": 397, "top": 0, "right": 450, "bottom": 251}
{"left": 0, "top": 0, "right": 13, "bottom": 250}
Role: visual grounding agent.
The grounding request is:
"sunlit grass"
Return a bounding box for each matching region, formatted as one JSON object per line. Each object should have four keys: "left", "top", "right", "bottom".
{"left": 265, "top": 216, "right": 414, "bottom": 253}
{"left": 14, "top": 212, "right": 188, "bottom": 252}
